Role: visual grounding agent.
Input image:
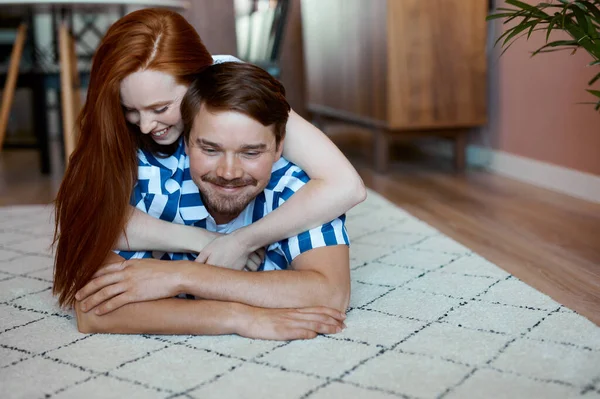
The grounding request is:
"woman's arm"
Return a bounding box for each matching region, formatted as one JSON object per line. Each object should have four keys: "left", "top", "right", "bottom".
{"left": 200, "top": 110, "right": 366, "bottom": 262}
{"left": 115, "top": 206, "right": 218, "bottom": 253}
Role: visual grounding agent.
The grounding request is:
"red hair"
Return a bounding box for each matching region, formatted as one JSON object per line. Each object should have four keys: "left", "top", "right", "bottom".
{"left": 53, "top": 8, "right": 213, "bottom": 307}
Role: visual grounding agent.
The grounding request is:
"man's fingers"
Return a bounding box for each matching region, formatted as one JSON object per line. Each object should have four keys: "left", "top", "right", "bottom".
{"left": 286, "top": 319, "right": 342, "bottom": 336}
{"left": 290, "top": 311, "right": 345, "bottom": 328}
{"left": 294, "top": 307, "right": 346, "bottom": 322}
{"left": 279, "top": 328, "right": 318, "bottom": 341}
{"left": 79, "top": 283, "right": 126, "bottom": 313}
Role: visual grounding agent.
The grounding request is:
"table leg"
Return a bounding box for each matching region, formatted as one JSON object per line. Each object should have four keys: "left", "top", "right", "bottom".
{"left": 454, "top": 130, "right": 467, "bottom": 172}
{"left": 0, "top": 23, "right": 28, "bottom": 150}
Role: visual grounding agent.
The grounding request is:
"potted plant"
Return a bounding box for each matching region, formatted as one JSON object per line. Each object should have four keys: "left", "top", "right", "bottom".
{"left": 488, "top": 0, "right": 600, "bottom": 110}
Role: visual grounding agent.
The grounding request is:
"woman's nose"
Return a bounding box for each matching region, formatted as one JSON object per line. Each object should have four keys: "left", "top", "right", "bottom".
{"left": 139, "top": 113, "right": 157, "bottom": 134}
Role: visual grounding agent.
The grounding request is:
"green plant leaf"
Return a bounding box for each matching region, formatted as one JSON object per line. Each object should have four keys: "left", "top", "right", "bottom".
{"left": 489, "top": 0, "right": 600, "bottom": 112}
{"left": 528, "top": 21, "right": 541, "bottom": 39}
{"left": 587, "top": 89, "right": 600, "bottom": 96}
{"left": 486, "top": 12, "right": 520, "bottom": 21}
{"left": 503, "top": 20, "right": 539, "bottom": 47}
{"left": 576, "top": 1, "right": 600, "bottom": 27}
{"left": 572, "top": 4, "right": 591, "bottom": 35}
{"left": 546, "top": 16, "right": 558, "bottom": 41}
{"left": 531, "top": 39, "right": 580, "bottom": 56}
{"left": 588, "top": 71, "right": 600, "bottom": 85}
{"left": 506, "top": 0, "right": 550, "bottom": 18}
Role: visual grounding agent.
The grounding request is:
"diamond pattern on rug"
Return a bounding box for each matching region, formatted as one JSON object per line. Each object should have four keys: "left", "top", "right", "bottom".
{"left": 0, "top": 190, "right": 598, "bottom": 399}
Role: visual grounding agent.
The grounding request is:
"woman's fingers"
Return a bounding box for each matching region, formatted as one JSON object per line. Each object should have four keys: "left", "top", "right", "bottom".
{"left": 93, "top": 292, "right": 132, "bottom": 315}
{"left": 78, "top": 281, "right": 126, "bottom": 312}
{"left": 75, "top": 272, "right": 124, "bottom": 302}
{"left": 195, "top": 252, "right": 209, "bottom": 264}
{"left": 245, "top": 252, "right": 262, "bottom": 271}
{"left": 92, "top": 261, "right": 126, "bottom": 278}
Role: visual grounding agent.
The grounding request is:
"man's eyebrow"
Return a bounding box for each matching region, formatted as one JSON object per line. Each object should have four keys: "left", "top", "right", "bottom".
{"left": 239, "top": 144, "right": 267, "bottom": 151}
{"left": 196, "top": 138, "right": 222, "bottom": 148}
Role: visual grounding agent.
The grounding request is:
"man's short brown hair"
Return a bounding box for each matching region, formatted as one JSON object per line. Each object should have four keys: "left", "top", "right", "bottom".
{"left": 181, "top": 62, "right": 291, "bottom": 147}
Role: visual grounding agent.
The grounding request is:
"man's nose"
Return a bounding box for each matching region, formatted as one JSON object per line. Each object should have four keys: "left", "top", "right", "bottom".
{"left": 139, "top": 113, "right": 157, "bottom": 134}
{"left": 216, "top": 154, "right": 243, "bottom": 180}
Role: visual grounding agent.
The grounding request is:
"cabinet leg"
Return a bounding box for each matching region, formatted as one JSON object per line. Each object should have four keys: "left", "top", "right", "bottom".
{"left": 374, "top": 128, "right": 389, "bottom": 174}
{"left": 454, "top": 130, "right": 467, "bottom": 172}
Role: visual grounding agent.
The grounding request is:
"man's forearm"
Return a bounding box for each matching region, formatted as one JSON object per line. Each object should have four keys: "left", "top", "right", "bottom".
{"left": 177, "top": 261, "right": 349, "bottom": 312}
{"left": 116, "top": 207, "right": 215, "bottom": 253}
{"left": 76, "top": 297, "right": 242, "bottom": 335}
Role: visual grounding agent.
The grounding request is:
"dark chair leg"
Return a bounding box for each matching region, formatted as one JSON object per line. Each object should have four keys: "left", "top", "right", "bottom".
{"left": 32, "top": 75, "right": 50, "bottom": 174}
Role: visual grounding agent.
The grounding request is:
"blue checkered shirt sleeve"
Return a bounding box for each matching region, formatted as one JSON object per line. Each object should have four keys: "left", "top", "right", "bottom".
{"left": 257, "top": 160, "right": 350, "bottom": 270}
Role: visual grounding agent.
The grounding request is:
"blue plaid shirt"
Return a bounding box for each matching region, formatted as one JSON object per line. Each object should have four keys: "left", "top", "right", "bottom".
{"left": 116, "top": 138, "right": 349, "bottom": 271}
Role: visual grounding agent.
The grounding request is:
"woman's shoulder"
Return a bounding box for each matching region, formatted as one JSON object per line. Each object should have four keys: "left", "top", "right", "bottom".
{"left": 212, "top": 54, "right": 243, "bottom": 65}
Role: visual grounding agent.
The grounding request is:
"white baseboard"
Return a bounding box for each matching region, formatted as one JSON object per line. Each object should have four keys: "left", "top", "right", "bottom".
{"left": 422, "top": 142, "right": 600, "bottom": 204}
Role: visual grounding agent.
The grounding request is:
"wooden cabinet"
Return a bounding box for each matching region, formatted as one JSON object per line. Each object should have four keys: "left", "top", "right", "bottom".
{"left": 301, "top": 0, "right": 488, "bottom": 172}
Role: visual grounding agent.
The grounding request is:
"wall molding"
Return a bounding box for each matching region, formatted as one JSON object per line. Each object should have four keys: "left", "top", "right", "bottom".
{"left": 423, "top": 142, "right": 600, "bottom": 204}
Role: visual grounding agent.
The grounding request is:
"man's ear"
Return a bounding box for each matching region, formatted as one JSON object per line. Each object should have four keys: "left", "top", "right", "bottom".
{"left": 183, "top": 126, "right": 192, "bottom": 155}
{"left": 275, "top": 136, "right": 285, "bottom": 161}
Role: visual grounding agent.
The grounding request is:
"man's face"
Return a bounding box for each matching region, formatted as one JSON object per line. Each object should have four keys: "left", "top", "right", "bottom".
{"left": 187, "top": 105, "right": 283, "bottom": 224}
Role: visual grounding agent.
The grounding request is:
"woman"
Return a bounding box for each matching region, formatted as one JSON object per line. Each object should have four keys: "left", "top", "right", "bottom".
{"left": 53, "top": 8, "right": 365, "bottom": 312}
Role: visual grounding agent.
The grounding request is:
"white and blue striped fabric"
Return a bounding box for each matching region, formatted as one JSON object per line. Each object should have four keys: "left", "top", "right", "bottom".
{"left": 116, "top": 138, "right": 349, "bottom": 271}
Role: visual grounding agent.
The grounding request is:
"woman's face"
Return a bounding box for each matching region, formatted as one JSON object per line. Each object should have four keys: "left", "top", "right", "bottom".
{"left": 120, "top": 69, "right": 189, "bottom": 145}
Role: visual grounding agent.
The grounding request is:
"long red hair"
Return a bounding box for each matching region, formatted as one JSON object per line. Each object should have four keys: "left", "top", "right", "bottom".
{"left": 53, "top": 8, "right": 213, "bottom": 307}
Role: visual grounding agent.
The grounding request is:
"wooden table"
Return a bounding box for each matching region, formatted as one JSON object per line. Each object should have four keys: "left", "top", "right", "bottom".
{"left": 0, "top": 0, "right": 189, "bottom": 171}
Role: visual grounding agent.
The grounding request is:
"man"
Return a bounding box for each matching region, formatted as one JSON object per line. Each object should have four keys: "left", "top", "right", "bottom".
{"left": 75, "top": 63, "right": 351, "bottom": 341}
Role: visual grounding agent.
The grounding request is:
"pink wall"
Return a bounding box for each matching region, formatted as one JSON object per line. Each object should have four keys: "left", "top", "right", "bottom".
{"left": 489, "top": 3, "right": 600, "bottom": 176}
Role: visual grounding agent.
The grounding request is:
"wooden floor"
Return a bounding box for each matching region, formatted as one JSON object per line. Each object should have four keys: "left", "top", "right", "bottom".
{"left": 1, "top": 137, "right": 599, "bottom": 326}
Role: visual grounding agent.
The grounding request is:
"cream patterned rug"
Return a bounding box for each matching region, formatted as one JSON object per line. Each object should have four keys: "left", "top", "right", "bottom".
{"left": 0, "top": 191, "right": 599, "bottom": 399}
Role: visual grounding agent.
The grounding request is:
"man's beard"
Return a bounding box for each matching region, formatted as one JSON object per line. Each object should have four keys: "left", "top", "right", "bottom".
{"left": 195, "top": 174, "right": 259, "bottom": 222}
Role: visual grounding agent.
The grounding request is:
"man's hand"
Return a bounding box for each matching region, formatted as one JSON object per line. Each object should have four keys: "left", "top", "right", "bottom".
{"left": 75, "top": 259, "right": 183, "bottom": 315}
{"left": 197, "top": 233, "right": 265, "bottom": 271}
{"left": 237, "top": 306, "right": 347, "bottom": 341}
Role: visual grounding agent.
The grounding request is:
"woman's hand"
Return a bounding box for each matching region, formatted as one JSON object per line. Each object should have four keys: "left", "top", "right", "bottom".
{"left": 237, "top": 306, "right": 347, "bottom": 341}
{"left": 75, "top": 259, "right": 184, "bottom": 315}
{"left": 197, "top": 232, "right": 266, "bottom": 271}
